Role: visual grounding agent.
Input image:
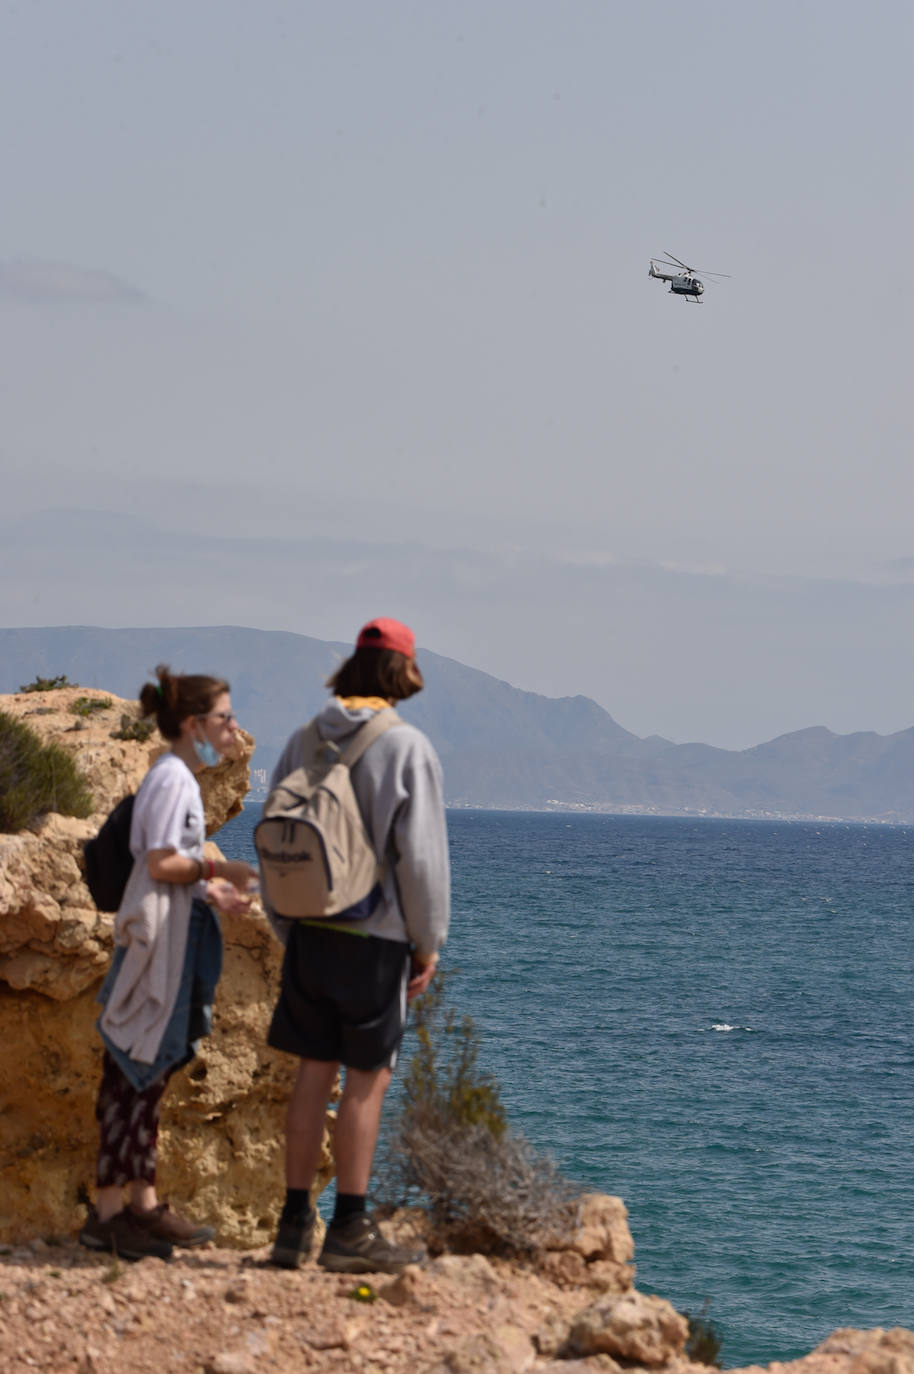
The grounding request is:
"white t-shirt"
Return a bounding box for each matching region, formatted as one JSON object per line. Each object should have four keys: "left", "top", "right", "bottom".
{"left": 130, "top": 753, "right": 205, "bottom": 892}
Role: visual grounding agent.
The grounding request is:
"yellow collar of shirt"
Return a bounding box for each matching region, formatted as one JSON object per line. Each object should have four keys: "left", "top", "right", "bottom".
{"left": 337, "top": 695, "right": 391, "bottom": 712}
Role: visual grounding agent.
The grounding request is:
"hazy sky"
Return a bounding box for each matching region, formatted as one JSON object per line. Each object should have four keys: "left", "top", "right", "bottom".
{"left": 1, "top": 1, "right": 911, "bottom": 748}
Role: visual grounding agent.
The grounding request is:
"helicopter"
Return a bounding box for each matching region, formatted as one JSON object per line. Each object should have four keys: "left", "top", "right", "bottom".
{"left": 648, "top": 251, "right": 730, "bottom": 302}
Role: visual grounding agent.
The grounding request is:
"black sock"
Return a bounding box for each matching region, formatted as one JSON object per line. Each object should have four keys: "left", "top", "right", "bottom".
{"left": 281, "top": 1188, "right": 311, "bottom": 1223}
{"left": 333, "top": 1192, "right": 367, "bottom": 1225}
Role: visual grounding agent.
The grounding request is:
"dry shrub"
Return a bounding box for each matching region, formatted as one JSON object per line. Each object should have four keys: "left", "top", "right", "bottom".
{"left": 399, "top": 1119, "right": 577, "bottom": 1255}
{"left": 381, "top": 973, "right": 577, "bottom": 1256}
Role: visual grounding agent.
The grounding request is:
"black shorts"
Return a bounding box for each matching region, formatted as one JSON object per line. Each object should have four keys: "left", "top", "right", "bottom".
{"left": 268, "top": 924, "right": 411, "bottom": 1072}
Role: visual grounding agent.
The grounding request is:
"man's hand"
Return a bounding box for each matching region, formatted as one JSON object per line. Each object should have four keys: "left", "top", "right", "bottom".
{"left": 407, "top": 953, "right": 438, "bottom": 1002}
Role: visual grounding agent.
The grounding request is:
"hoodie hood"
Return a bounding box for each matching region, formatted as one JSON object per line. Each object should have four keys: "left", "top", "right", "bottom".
{"left": 315, "top": 696, "right": 395, "bottom": 744}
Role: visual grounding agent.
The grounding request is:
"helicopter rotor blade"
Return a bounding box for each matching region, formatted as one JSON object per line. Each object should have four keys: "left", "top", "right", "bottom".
{"left": 663, "top": 251, "right": 690, "bottom": 270}
{"left": 691, "top": 268, "right": 732, "bottom": 278}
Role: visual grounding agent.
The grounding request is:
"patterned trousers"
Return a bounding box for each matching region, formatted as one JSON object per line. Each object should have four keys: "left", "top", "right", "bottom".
{"left": 95, "top": 1050, "right": 172, "bottom": 1188}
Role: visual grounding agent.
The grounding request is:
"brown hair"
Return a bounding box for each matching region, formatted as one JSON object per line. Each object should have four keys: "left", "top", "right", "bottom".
{"left": 327, "top": 648, "right": 423, "bottom": 702}
{"left": 138, "top": 665, "right": 230, "bottom": 741}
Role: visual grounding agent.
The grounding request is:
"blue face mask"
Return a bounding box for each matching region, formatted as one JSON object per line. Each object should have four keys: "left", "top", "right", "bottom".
{"left": 193, "top": 733, "right": 221, "bottom": 768}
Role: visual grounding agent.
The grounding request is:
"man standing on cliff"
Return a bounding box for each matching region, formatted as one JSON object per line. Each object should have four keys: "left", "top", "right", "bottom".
{"left": 263, "top": 617, "right": 450, "bottom": 1274}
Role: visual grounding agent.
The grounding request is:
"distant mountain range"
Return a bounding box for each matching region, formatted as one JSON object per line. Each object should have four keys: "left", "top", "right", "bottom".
{"left": 2, "top": 625, "right": 913, "bottom": 821}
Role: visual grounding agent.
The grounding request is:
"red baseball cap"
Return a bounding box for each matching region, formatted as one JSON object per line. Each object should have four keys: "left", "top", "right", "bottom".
{"left": 356, "top": 617, "right": 416, "bottom": 657}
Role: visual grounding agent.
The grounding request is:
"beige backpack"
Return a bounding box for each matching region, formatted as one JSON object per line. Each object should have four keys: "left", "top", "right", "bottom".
{"left": 255, "top": 711, "right": 401, "bottom": 919}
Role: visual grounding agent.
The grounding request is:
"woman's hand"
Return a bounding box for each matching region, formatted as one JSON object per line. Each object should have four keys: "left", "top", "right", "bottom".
{"left": 147, "top": 851, "right": 259, "bottom": 893}
{"left": 205, "top": 877, "right": 253, "bottom": 915}
{"left": 215, "top": 859, "right": 259, "bottom": 890}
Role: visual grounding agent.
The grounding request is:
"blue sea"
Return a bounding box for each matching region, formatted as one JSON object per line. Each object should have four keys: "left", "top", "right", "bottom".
{"left": 220, "top": 808, "right": 914, "bottom": 1367}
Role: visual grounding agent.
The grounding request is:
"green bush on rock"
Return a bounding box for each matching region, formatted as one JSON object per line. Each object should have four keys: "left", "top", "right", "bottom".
{"left": 684, "top": 1300, "right": 723, "bottom": 1366}
{"left": 110, "top": 713, "right": 155, "bottom": 742}
{"left": 19, "top": 674, "right": 74, "bottom": 693}
{"left": 69, "top": 696, "right": 113, "bottom": 719}
{"left": 0, "top": 711, "right": 94, "bottom": 832}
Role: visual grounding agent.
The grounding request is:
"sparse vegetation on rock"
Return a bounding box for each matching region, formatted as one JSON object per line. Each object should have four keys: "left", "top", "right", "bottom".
{"left": 19, "top": 673, "right": 74, "bottom": 693}
{"left": 110, "top": 712, "right": 156, "bottom": 742}
{"left": 685, "top": 1299, "right": 724, "bottom": 1366}
{"left": 68, "top": 695, "right": 113, "bottom": 719}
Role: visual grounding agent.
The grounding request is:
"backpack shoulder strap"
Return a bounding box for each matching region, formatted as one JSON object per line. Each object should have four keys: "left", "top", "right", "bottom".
{"left": 270, "top": 721, "right": 328, "bottom": 788}
{"left": 298, "top": 719, "right": 323, "bottom": 756}
{"left": 339, "top": 709, "right": 402, "bottom": 769}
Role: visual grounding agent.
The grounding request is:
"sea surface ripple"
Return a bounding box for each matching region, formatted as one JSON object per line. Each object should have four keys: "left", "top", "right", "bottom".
{"left": 221, "top": 807, "right": 914, "bottom": 1365}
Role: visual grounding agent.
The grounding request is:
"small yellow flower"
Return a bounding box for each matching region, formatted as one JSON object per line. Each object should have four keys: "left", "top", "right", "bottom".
{"left": 349, "top": 1282, "right": 378, "bottom": 1303}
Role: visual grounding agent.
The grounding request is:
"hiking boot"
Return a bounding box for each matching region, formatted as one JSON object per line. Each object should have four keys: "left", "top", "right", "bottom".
{"left": 318, "top": 1213, "right": 423, "bottom": 1275}
{"left": 270, "top": 1209, "right": 317, "bottom": 1269}
{"left": 130, "top": 1202, "right": 214, "bottom": 1247}
{"left": 78, "top": 1207, "right": 173, "bottom": 1262}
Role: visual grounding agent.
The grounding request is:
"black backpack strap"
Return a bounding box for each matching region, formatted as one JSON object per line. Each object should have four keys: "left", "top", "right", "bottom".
{"left": 339, "top": 709, "right": 402, "bottom": 768}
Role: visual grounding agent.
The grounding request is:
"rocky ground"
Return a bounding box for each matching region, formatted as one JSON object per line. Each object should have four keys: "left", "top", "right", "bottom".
{"left": 1, "top": 1236, "right": 912, "bottom": 1374}
{"left": 0, "top": 1235, "right": 674, "bottom": 1374}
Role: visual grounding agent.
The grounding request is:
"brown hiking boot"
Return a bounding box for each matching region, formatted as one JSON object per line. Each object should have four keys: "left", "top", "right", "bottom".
{"left": 318, "top": 1213, "right": 423, "bottom": 1275}
{"left": 129, "top": 1202, "right": 214, "bottom": 1247}
{"left": 270, "top": 1209, "right": 317, "bottom": 1269}
{"left": 78, "top": 1207, "right": 173, "bottom": 1262}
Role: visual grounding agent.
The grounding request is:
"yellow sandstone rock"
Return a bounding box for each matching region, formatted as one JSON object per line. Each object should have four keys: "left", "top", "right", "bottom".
{"left": 568, "top": 1289, "right": 689, "bottom": 1364}
{"left": 0, "top": 686, "right": 332, "bottom": 1246}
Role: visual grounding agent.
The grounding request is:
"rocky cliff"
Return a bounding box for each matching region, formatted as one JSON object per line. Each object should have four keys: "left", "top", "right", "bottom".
{"left": 0, "top": 686, "right": 332, "bottom": 1247}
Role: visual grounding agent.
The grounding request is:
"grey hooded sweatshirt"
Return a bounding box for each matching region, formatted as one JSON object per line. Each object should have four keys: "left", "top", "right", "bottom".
{"left": 263, "top": 698, "right": 450, "bottom": 959}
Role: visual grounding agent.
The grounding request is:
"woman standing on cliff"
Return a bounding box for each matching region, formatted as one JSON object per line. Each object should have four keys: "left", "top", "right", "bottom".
{"left": 79, "top": 666, "right": 258, "bottom": 1261}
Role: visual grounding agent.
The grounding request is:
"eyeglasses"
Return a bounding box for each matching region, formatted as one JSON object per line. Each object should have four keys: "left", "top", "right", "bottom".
{"left": 199, "top": 711, "right": 238, "bottom": 726}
